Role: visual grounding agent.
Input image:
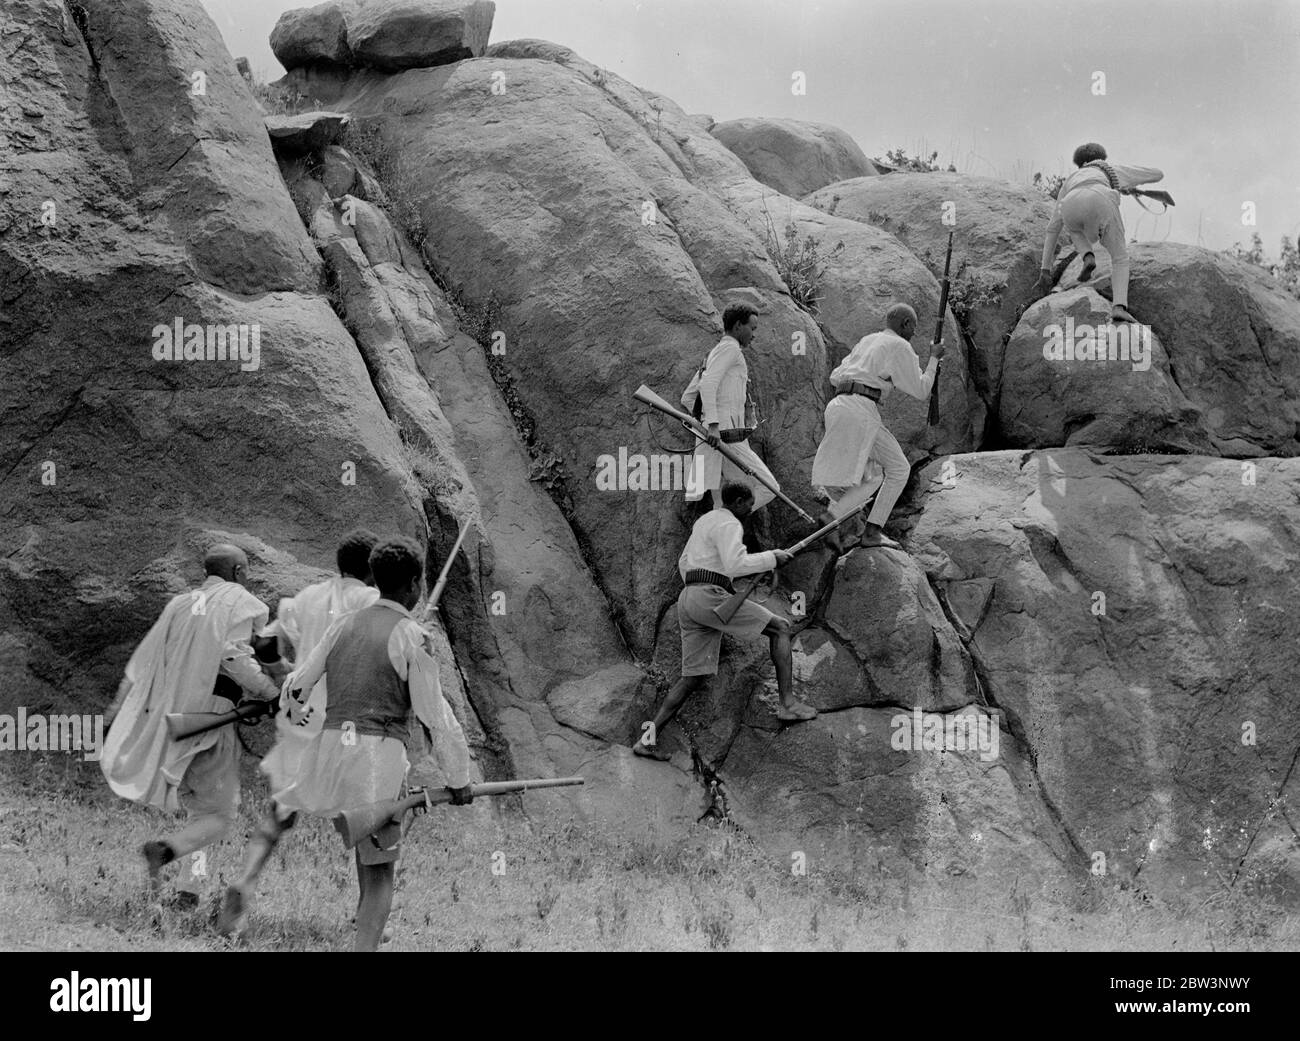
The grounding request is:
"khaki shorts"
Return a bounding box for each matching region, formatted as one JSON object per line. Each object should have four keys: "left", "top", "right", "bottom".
{"left": 678, "top": 583, "right": 775, "bottom": 676}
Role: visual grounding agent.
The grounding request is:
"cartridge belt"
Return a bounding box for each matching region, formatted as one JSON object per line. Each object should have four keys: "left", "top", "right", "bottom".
{"left": 836, "top": 382, "right": 882, "bottom": 401}
{"left": 683, "top": 569, "right": 734, "bottom": 593}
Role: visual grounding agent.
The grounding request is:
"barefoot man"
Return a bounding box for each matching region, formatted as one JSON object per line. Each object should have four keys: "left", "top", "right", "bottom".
{"left": 811, "top": 303, "right": 944, "bottom": 551}
{"left": 634, "top": 482, "right": 816, "bottom": 761}
{"left": 101, "top": 544, "right": 285, "bottom": 909}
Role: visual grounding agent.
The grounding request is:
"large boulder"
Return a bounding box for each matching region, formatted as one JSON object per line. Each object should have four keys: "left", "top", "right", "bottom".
{"left": 1053, "top": 243, "right": 1300, "bottom": 457}
{"left": 998, "top": 287, "right": 1212, "bottom": 453}
{"left": 0, "top": 0, "right": 425, "bottom": 716}
{"left": 710, "top": 117, "right": 879, "bottom": 199}
{"left": 348, "top": 0, "right": 495, "bottom": 71}
{"left": 907, "top": 449, "right": 1300, "bottom": 900}
{"left": 270, "top": 1, "right": 352, "bottom": 68}
{"left": 805, "top": 173, "right": 1054, "bottom": 408}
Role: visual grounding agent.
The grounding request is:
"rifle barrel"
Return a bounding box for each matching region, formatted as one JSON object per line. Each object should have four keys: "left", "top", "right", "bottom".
{"left": 634, "top": 384, "right": 815, "bottom": 523}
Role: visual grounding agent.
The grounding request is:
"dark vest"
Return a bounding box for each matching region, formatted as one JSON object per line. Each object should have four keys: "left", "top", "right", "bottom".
{"left": 322, "top": 604, "right": 410, "bottom": 741}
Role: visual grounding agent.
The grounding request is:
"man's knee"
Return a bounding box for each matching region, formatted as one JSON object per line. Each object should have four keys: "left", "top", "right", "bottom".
{"left": 765, "top": 616, "right": 791, "bottom": 637}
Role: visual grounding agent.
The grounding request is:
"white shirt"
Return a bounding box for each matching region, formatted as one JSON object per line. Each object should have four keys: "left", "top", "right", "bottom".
{"left": 678, "top": 508, "right": 776, "bottom": 580}
{"left": 682, "top": 335, "right": 748, "bottom": 428}
{"left": 287, "top": 599, "right": 471, "bottom": 789}
{"left": 829, "top": 330, "right": 937, "bottom": 402}
{"left": 263, "top": 575, "right": 379, "bottom": 662}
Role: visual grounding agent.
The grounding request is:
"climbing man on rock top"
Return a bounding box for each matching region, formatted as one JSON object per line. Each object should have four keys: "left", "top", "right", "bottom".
{"left": 1037, "top": 142, "right": 1173, "bottom": 325}
{"left": 634, "top": 481, "right": 816, "bottom": 761}
{"left": 811, "top": 303, "right": 943, "bottom": 552}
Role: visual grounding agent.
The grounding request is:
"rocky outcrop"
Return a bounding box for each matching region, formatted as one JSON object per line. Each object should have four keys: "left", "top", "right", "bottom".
{"left": 265, "top": 111, "right": 350, "bottom": 154}
{"left": 0, "top": 0, "right": 423, "bottom": 711}
{"left": 711, "top": 117, "right": 879, "bottom": 199}
{"left": 270, "top": 0, "right": 495, "bottom": 73}
{"left": 906, "top": 449, "right": 1300, "bottom": 899}
{"left": 999, "top": 287, "right": 1211, "bottom": 453}
{"left": 1052, "top": 243, "right": 1300, "bottom": 457}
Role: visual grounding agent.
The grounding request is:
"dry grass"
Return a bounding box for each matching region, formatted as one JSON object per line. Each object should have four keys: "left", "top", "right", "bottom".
{"left": 1, "top": 755, "right": 1295, "bottom": 952}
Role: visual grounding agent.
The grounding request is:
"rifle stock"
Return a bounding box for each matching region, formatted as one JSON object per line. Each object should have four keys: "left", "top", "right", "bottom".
{"left": 332, "top": 777, "right": 585, "bottom": 850}
{"left": 711, "top": 497, "right": 876, "bottom": 624}
{"left": 165, "top": 699, "right": 275, "bottom": 741}
{"left": 417, "top": 518, "right": 472, "bottom": 625}
{"left": 634, "top": 384, "right": 815, "bottom": 523}
{"left": 928, "top": 231, "right": 954, "bottom": 427}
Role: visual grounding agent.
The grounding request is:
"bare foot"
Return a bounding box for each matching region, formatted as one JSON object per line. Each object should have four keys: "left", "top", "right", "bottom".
{"left": 776, "top": 702, "right": 818, "bottom": 722}
{"left": 633, "top": 741, "right": 672, "bottom": 761}
{"left": 1110, "top": 305, "right": 1138, "bottom": 324}
{"left": 858, "top": 532, "right": 901, "bottom": 550}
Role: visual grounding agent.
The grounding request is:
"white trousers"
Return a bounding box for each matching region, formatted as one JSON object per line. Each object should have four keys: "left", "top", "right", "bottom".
{"left": 1060, "top": 187, "right": 1130, "bottom": 308}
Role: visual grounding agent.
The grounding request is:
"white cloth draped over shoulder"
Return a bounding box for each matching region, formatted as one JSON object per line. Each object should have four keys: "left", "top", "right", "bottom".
{"left": 260, "top": 576, "right": 379, "bottom": 795}
{"left": 811, "top": 331, "right": 935, "bottom": 488}
{"left": 100, "top": 576, "right": 271, "bottom": 810}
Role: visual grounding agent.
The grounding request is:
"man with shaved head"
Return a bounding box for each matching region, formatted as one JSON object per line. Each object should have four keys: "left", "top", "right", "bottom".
{"left": 101, "top": 542, "right": 285, "bottom": 909}
{"left": 810, "top": 303, "right": 945, "bottom": 551}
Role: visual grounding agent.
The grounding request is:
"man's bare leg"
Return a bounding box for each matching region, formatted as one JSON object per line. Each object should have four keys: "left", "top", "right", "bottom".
{"left": 634, "top": 675, "right": 708, "bottom": 759}
{"left": 354, "top": 861, "right": 395, "bottom": 952}
{"left": 769, "top": 617, "right": 816, "bottom": 721}
{"left": 217, "top": 805, "right": 296, "bottom": 936}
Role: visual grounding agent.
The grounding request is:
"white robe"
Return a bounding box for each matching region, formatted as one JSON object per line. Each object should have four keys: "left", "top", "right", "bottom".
{"left": 100, "top": 578, "right": 269, "bottom": 811}
{"left": 259, "top": 576, "right": 380, "bottom": 794}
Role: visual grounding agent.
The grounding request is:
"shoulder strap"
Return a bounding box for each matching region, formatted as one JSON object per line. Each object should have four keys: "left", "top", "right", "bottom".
{"left": 1085, "top": 159, "right": 1121, "bottom": 191}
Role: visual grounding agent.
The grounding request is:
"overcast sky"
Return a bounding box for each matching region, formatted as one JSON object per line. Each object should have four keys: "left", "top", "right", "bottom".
{"left": 199, "top": 0, "right": 1300, "bottom": 255}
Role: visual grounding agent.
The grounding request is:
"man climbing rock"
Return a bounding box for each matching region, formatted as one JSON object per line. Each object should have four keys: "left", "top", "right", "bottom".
{"left": 100, "top": 544, "right": 286, "bottom": 909}
{"left": 1037, "top": 142, "right": 1172, "bottom": 324}
{"left": 681, "top": 303, "right": 779, "bottom": 514}
{"left": 811, "top": 303, "right": 944, "bottom": 551}
{"left": 634, "top": 482, "right": 816, "bottom": 761}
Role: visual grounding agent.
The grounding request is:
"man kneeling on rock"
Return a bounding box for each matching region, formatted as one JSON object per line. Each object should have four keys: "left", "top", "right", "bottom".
{"left": 634, "top": 482, "right": 816, "bottom": 761}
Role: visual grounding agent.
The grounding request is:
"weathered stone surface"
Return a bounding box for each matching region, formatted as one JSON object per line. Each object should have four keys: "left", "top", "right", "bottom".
{"left": 0, "top": 0, "right": 423, "bottom": 717}
{"left": 805, "top": 173, "right": 1053, "bottom": 408}
{"left": 265, "top": 111, "right": 350, "bottom": 155}
{"left": 348, "top": 0, "right": 495, "bottom": 71}
{"left": 908, "top": 449, "right": 1300, "bottom": 898}
{"left": 711, "top": 117, "right": 879, "bottom": 199}
{"left": 999, "top": 287, "right": 1211, "bottom": 453}
{"left": 270, "top": 1, "right": 352, "bottom": 70}
{"left": 1053, "top": 243, "right": 1300, "bottom": 457}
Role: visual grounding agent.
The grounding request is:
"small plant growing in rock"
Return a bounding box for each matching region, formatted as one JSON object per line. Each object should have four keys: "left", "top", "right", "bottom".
{"left": 340, "top": 118, "right": 432, "bottom": 250}
{"left": 761, "top": 201, "right": 845, "bottom": 315}
{"left": 1033, "top": 170, "right": 1066, "bottom": 200}
{"left": 251, "top": 79, "right": 319, "bottom": 116}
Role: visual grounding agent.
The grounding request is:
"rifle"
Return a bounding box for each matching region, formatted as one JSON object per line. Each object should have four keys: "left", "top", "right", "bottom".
{"left": 633, "top": 384, "right": 815, "bottom": 524}
{"left": 332, "top": 776, "right": 585, "bottom": 850}
{"left": 165, "top": 698, "right": 277, "bottom": 741}
{"left": 712, "top": 496, "right": 876, "bottom": 624}
{"left": 928, "top": 230, "right": 953, "bottom": 427}
{"left": 415, "top": 517, "right": 472, "bottom": 625}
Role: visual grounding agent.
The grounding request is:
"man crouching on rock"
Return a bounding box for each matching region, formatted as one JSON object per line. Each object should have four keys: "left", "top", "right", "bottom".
{"left": 634, "top": 482, "right": 817, "bottom": 761}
